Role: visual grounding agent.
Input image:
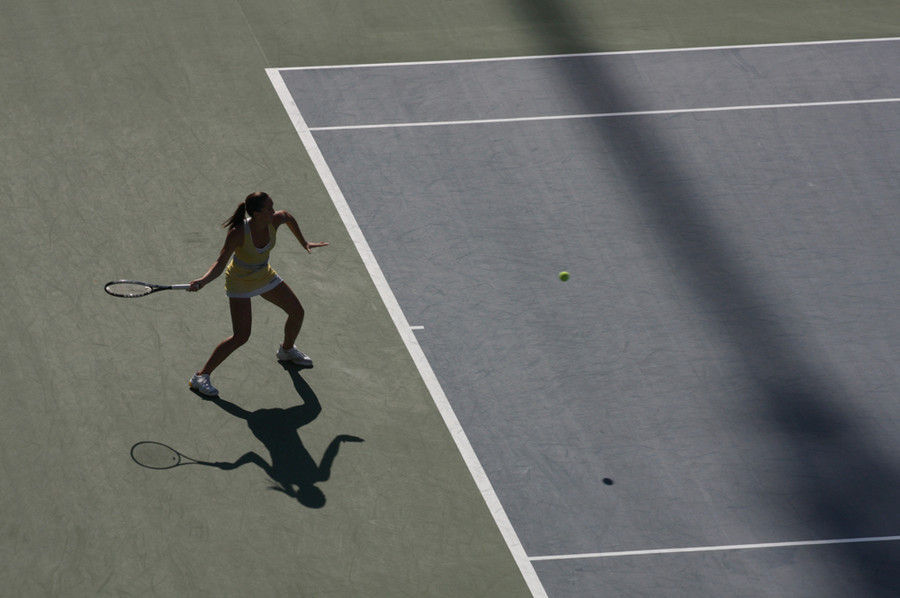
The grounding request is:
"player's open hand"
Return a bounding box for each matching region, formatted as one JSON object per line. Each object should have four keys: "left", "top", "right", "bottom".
{"left": 303, "top": 241, "right": 329, "bottom": 254}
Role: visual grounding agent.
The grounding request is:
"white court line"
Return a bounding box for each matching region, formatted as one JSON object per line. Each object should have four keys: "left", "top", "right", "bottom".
{"left": 309, "top": 97, "right": 900, "bottom": 132}
{"left": 266, "top": 68, "right": 548, "bottom": 598}
{"left": 410, "top": 325, "right": 425, "bottom": 330}
{"left": 276, "top": 36, "right": 900, "bottom": 70}
{"left": 530, "top": 535, "right": 900, "bottom": 561}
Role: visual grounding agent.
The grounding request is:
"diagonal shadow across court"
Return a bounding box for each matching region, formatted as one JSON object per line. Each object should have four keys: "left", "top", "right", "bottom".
{"left": 510, "top": 0, "right": 900, "bottom": 594}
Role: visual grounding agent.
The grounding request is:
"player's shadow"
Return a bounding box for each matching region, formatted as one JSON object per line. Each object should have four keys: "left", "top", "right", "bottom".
{"left": 194, "top": 364, "right": 363, "bottom": 508}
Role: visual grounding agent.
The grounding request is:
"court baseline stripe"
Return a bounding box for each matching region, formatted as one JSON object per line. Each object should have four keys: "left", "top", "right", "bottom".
{"left": 309, "top": 98, "right": 900, "bottom": 132}
{"left": 266, "top": 68, "right": 548, "bottom": 598}
{"left": 276, "top": 36, "right": 900, "bottom": 71}
{"left": 530, "top": 535, "right": 900, "bottom": 561}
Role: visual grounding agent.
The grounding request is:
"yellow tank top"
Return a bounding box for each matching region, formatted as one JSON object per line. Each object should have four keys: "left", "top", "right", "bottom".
{"left": 223, "top": 219, "right": 281, "bottom": 297}
{"left": 232, "top": 218, "right": 276, "bottom": 268}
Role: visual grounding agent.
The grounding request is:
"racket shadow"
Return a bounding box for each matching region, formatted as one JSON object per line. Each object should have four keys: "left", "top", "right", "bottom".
{"left": 189, "top": 364, "right": 364, "bottom": 509}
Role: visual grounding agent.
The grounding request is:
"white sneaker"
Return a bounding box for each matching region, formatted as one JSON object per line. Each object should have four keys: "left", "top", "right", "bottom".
{"left": 189, "top": 373, "right": 219, "bottom": 397}
{"left": 276, "top": 345, "right": 313, "bottom": 367}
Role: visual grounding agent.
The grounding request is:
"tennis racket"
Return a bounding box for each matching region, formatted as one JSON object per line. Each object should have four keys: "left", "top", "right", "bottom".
{"left": 131, "top": 441, "right": 207, "bottom": 469}
{"left": 105, "top": 280, "right": 190, "bottom": 298}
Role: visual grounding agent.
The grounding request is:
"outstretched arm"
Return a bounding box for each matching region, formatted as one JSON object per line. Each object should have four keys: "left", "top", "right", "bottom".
{"left": 275, "top": 210, "right": 328, "bottom": 253}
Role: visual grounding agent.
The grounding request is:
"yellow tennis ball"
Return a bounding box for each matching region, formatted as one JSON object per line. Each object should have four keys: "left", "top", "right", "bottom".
{"left": 559, "top": 271, "right": 570, "bottom": 281}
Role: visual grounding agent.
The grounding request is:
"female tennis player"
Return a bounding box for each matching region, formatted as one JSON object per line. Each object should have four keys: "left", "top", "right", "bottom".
{"left": 187, "top": 192, "right": 328, "bottom": 397}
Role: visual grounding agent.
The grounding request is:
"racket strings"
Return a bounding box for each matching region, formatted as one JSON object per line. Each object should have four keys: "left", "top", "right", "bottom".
{"left": 106, "top": 282, "right": 153, "bottom": 297}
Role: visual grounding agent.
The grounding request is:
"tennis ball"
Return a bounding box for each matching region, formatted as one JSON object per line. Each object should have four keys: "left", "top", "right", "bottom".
{"left": 559, "top": 271, "right": 570, "bottom": 281}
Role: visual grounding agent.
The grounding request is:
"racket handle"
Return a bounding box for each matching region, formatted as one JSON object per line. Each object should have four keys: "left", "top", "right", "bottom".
{"left": 171, "top": 284, "right": 191, "bottom": 290}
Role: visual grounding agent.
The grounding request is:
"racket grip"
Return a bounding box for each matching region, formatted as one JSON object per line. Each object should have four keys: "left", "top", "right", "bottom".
{"left": 171, "top": 284, "right": 191, "bottom": 290}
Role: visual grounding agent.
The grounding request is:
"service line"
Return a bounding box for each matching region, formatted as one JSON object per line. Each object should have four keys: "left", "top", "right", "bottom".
{"left": 530, "top": 535, "right": 900, "bottom": 561}
{"left": 309, "top": 98, "right": 900, "bottom": 132}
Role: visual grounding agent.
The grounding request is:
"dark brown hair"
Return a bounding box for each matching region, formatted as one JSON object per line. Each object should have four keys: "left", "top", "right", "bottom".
{"left": 223, "top": 192, "right": 270, "bottom": 229}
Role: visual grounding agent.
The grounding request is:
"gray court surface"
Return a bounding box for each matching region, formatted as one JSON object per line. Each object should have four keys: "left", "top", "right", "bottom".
{"left": 278, "top": 39, "right": 900, "bottom": 596}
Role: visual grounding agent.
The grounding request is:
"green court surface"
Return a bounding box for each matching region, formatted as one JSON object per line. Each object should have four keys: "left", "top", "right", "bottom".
{"left": 1, "top": 1, "right": 897, "bottom": 596}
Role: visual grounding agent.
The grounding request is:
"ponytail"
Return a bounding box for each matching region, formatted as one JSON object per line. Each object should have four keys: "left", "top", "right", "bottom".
{"left": 222, "top": 191, "right": 271, "bottom": 229}
{"left": 222, "top": 203, "right": 246, "bottom": 229}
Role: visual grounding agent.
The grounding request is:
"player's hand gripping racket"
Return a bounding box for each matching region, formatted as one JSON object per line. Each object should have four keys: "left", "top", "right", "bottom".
{"left": 104, "top": 280, "right": 190, "bottom": 298}
{"left": 131, "top": 441, "right": 211, "bottom": 469}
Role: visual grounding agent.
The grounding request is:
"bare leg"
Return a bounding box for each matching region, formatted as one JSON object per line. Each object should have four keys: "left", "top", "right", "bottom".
{"left": 198, "top": 297, "right": 252, "bottom": 375}
{"left": 261, "top": 282, "right": 304, "bottom": 349}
